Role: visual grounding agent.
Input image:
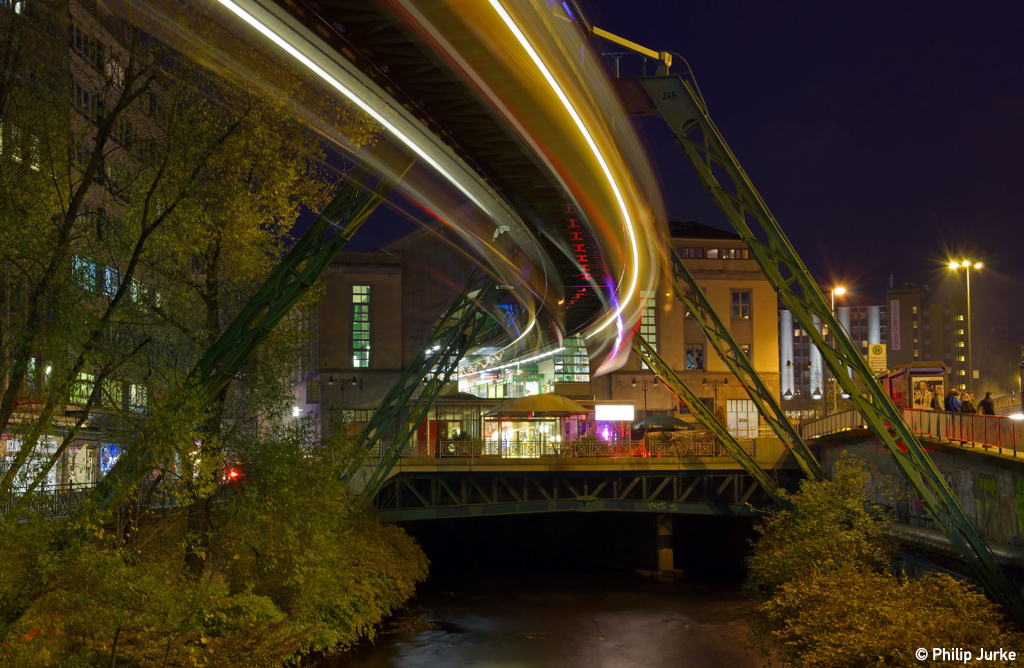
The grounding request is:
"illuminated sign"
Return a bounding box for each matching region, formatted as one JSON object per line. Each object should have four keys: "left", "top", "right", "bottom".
{"left": 595, "top": 404, "right": 635, "bottom": 421}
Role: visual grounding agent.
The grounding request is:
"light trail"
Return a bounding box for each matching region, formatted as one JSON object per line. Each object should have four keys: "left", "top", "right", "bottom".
{"left": 486, "top": 0, "right": 642, "bottom": 340}
{"left": 216, "top": 0, "right": 495, "bottom": 218}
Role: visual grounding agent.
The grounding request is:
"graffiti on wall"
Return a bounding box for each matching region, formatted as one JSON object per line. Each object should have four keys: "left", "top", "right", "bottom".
{"left": 977, "top": 473, "right": 998, "bottom": 539}
{"left": 1014, "top": 476, "right": 1024, "bottom": 540}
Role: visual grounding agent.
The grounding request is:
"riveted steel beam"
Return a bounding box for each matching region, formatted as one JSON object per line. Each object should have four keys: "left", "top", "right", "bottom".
{"left": 633, "top": 334, "right": 785, "bottom": 504}
{"left": 354, "top": 269, "right": 507, "bottom": 497}
{"left": 640, "top": 73, "right": 1024, "bottom": 622}
{"left": 81, "top": 153, "right": 412, "bottom": 521}
{"left": 669, "top": 250, "right": 823, "bottom": 480}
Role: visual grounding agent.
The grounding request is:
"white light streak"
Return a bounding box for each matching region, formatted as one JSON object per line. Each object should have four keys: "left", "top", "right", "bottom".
{"left": 461, "top": 346, "right": 565, "bottom": 378}
{"left": 216, "top": 0, "right": 490, "bottom": 213}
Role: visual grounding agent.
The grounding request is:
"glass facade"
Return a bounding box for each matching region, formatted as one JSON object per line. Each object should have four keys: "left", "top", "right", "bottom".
{"left": 554, "top": 334, "right": 589, "bottom": 382}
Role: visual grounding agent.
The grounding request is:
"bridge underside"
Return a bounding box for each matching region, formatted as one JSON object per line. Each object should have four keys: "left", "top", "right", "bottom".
{"left": 373, "top": 470, "right": 800, "bottom": 522}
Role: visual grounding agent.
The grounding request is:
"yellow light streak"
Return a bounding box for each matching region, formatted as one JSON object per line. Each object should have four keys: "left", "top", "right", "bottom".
{"left": 486, "top": 0, "right": 640, "bottom": 338}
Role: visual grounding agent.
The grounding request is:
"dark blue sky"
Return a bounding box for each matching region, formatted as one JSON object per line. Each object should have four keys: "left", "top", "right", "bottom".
{"left": 581, "top": 0, "right": 1024, "bottom": 338}
{"left": 349, "top": 0, "right": 1024, "bottom": 340}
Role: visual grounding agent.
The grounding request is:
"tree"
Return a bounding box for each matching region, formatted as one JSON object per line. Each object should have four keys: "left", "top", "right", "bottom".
{"left": 746, "top": 454, "right": 1024, "bottom": 667}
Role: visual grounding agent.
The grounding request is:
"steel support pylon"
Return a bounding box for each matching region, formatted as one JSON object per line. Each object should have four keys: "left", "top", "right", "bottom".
{"left": 632, "top": 334, "right": 784, "bottom": 504}
{"left": 82, "top": 154, "right": 412, "bottom": 520}
{"left": 668, "top": 250, "right": 823, "bottom": 480}
{"left": 353, "top": 270, "right": 506, "bottom": 498}
{"left": 640, "top": 74, "right": 1024, "bottom": 621}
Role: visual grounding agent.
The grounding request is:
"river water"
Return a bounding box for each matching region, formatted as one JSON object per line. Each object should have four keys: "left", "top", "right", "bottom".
{"left": 323, "top": 573, "right": 762, "bottom": 668}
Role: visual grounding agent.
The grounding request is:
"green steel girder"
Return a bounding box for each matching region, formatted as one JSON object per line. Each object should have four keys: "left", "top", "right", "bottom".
{"left": 80, "top": 154, "right": 412, "bottom": 520}
{"left": 373, "top": 470, "right": 783, "bottom": 522}
{"left": 668, "top": 251, "right": 824, "bottom": 480}
{"left": 632, "top": 334, "right": 785, "bottom": 504}
{"left": 354, "top": 270, "right": 507, "bottom": 498}
{"left": 640, "top": 74, "right": 1024, "bottom": 621}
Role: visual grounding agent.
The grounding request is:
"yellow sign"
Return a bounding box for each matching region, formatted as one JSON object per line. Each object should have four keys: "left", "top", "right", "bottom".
{"left": 869, "top": 344, "right": 887, "bottom": 372}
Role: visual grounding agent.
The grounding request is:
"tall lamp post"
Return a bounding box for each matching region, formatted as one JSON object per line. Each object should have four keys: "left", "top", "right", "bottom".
{"left": 829, "top": 286, "right": 846, "bottom": 414}
{"left": 632, "top": 376, "right": 656, "bottom": 448}
{"left": 949, "top": 260, "right": 982, "bottom": 394}
{"left": 328, "top": 375, "right": 359, "bottom": 408}
{"left": 701, "top": 377, "right": 728, "bottom": 413}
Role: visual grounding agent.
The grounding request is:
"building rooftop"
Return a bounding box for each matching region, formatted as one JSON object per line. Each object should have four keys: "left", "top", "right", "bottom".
{"left": 669, "top": 220, "right": 741, "bottom": 241}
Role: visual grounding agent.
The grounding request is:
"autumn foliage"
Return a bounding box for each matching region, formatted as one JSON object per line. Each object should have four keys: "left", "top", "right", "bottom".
{"left": 746, "top": 454, "right": 1024, "bottom": 667}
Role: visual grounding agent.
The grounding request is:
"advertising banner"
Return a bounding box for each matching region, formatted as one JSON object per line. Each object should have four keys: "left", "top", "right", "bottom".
{"left": 890, "top": 299, "right": 901, "bottom": 350}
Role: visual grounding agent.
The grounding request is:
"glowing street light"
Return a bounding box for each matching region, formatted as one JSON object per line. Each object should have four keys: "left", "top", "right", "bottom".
{"left": 949, "top": 260, "right": 983, "bottom": 393}
{"left": 830, "top": 286, "right": 846, "bottom": 311}
{"left": 827, "top": 287, "right": 847, "bottom": 414}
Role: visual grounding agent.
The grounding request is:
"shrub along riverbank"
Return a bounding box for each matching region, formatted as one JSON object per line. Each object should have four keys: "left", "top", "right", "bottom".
{"left": 745, "top": 454, "right": 1023, "bottom": 667}
{"left": 0, "top": 423, "right": 429, "bottom": 667}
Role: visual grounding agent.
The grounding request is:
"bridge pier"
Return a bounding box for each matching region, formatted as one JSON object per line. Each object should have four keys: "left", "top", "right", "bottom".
{"left": 656, "top": 513, "right": 674, "bottom": 572}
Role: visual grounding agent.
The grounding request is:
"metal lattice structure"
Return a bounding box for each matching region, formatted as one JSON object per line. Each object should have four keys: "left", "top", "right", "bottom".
{"left": 638, "top": 73, "right": 1024, "bottom": 621}
{"left": 374, "top": 470, "right": 787, "bottom": 522}
{"left": 668, "top": 251, "right": 824, "bottom": 480}
{"left": 82, "top": 156, "right": 410, "bottom": 519}
{"left": 632, "top": 334, "right": 785, "bottom": 503}
{"left": 353, "top": 270, "right": 507, "bottom": 498}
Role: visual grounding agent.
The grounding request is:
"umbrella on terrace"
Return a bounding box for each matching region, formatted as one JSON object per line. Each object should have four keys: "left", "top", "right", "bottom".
{"left": 631, "top": 415, "right": 696, "bottom": 431}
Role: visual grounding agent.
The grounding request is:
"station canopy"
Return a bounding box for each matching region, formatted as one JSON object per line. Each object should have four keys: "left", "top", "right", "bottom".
{"left": 484, "top": 395, "right": 589, "bottom": 417}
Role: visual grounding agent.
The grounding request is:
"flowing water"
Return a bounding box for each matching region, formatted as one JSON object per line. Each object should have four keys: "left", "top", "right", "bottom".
{"left": 321, "top": 572, "right": 762, "bottom": 668}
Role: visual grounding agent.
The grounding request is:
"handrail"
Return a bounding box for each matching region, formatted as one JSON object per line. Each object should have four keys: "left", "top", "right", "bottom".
{"left": 802, "top": 408, "right": 1023, "bottom": 456}
{"left": 363, "top": 437, "right": 752, "bottom": 460}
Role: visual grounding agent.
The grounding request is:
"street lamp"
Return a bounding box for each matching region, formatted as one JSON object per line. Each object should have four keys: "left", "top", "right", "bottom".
{"left": 701, "top": 376, "right": 728, "bottom": 410}
{"left": 949, "top": 260, "right": 982, "bottom": 393}
{"left": 830, "top": 286, "right": 846, "bottom": 311}
{"left": 328, "top": 375, "right": 359, "bottom": 407}
{"left": 632, "top": 376, "right": 657, "bottom": 448}
{"left": 828, "top": 286, "right": 846, "bottom": 414}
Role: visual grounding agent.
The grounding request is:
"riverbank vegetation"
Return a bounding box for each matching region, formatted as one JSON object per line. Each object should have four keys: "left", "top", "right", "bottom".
{"left": 746, "top": 454, "right": 1023, "bottom": 667}
{"left": 0, "top": 421, "right": 428, "bottom": 667}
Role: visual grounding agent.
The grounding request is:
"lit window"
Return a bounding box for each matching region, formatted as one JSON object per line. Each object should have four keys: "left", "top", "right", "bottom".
{"left": 956, "top": 315, "right": 964, "bottom": 321}
{"left": 70, "top": 372, "right": 95, "bottom": 404}
{"left": 640, "top": 291, "right": 656, "bottom": 368}
{"left": 352, "top": 284, "right": 371, "bottom": 368}
{"left": 731, "top": 290, "right": 750, "bottom": 319}
{"left": 686, "top": 343, "right": 704, "bottom": 370}
{"left": 680, "top": 247, "right": 704, "bottom": 259}
{"left": 706, "top": 248, "right": 719, "bottom": 259}
{"left": 912, "top": 306, "right": 918, "bottom": 314}
{"left": 740, "top": 344, "right": 752, "bottom": 359}
{"left": 73, "top": 256, "right": 97, "bottom": 291}
{"left": 128, "top": 383, "right": 147, "bottom": 411}
{"left": 555, "top": 335, "right": 590, "bottom": 382}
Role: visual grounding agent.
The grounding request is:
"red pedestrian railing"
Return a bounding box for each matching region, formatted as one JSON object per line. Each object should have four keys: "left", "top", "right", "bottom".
{"left": 801, "top": 407, "right": 1024, "bottom": 457}
{"left": 901, "top": 408, "right": 1023, "bottom": 455}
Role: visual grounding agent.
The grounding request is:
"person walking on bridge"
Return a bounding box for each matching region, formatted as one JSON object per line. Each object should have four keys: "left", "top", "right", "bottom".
{"left": 961, "top": 392, "right": 977, "bottom": 414}
{"left": 978, "top": 392, "right": 996, "bottom": 415}
{"left": 948, "top": 389, "right": 963, "bottom": 413}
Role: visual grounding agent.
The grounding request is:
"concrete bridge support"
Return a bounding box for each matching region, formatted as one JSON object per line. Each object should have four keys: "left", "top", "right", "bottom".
{"left": 656, "top": 513, "right": 674, "bottom": 573}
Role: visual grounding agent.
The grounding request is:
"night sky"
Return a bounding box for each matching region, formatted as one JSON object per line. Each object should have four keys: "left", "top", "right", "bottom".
{"left": 350, "top": 0, "right": 1024, "bottom": 342}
